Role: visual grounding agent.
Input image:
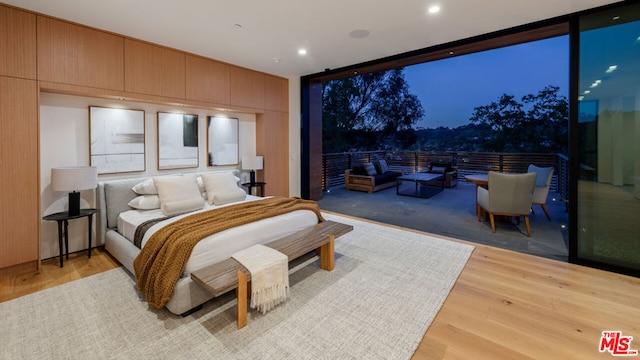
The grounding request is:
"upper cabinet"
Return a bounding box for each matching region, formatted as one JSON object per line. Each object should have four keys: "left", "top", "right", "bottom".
{"left": 125, "top": 39, "right": 186, "bottom": 99}
{"left": 229, "top": 66, "right": 265, "bottom": 109}
{"left": 0, "top": 5, "right": 36, "bottom": 79}
{"left": 186, "top": 55, "right": 230, "bottom": 105}
{"left": 37, "top": 16, "right": 124, "bottom": 91}
{"left": 264, "top": 75, "right": 288, "bottom": 112}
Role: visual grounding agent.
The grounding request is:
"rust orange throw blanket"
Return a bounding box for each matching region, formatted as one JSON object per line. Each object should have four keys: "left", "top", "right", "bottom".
{"left": 133, "top": 197, "right": 325, "bottom": 309}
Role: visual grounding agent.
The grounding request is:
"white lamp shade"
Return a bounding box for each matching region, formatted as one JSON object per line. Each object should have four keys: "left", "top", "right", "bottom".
{"left": 242, "top": 156, "right": 263, "bottom": 170}
{"left": 51, "top": 166, "right": 98, "bottom": 192}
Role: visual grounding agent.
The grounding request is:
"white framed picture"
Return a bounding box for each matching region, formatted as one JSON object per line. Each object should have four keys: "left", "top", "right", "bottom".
{"left": 157, "top": 112, "right": 199, "bottom": 170}
{"left": 90, "top": 106, "right": 145, "bottom": 174}
{"left": 207, "top": 116, "right": 238, "bottom": 166}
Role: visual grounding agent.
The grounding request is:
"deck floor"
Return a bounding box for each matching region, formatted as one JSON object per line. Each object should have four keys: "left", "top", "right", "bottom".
{"left": 318, "top": 181, "right": 569, "bottom": 261}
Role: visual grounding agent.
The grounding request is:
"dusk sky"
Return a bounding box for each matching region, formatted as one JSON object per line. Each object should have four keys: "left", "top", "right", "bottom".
{"left": 404, "top": 35, "right": 569, "bottom": 129}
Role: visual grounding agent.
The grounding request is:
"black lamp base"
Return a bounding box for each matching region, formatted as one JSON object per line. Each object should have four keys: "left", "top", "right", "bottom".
{"left": 249, "top": 170, "right": 256, "bottom": 185}
{"left": 68, "top": 191, "right": 80, "bottom": 216}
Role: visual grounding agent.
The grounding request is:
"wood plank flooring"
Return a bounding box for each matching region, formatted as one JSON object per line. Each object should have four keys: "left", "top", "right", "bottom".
{"left": 1, "top": 218, "right": 639, "bottom": 359}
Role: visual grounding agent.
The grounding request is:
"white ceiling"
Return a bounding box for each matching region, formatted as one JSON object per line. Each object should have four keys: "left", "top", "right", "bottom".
{"left": 4, "top": 0, "right": 622, "bottom": 78}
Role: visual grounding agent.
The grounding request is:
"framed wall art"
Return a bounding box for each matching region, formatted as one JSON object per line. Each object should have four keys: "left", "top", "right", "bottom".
{"left": 90, "top": 106, "right": 145, "bottom": 174}
{"left": 207, "top": 116, "right": 238, "bottom": 166}
{"left": 157, "top": 112, "right": 199, "bottom": 170}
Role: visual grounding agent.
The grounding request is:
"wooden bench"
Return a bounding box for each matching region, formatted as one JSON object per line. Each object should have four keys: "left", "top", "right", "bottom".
{"left": 191, "top": 220, "right": 353, "bottom": 329}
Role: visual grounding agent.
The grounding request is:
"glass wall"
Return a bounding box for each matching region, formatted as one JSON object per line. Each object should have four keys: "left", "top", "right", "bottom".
{"left": 576, "top": 2, "right": 640, "bottom": 273}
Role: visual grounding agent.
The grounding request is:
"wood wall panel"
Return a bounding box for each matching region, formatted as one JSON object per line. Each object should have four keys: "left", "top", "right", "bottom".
{"left": 125, "top": 39, "right": 186, "bottom": 99}
{"left": 264, "top": 75, "right": 288, "bottom": 112}
{"left": 0, "top": 76, "right": 39, "bottom": 268}
{"left": 229, "top": 66, "right": 265, "bottom": 109}
{"left": 0, "top": 5, "right": 36, "bottom": 79}
{"left": 37, "top": 16, "right": 124, "bottom": 91}
{"left": 257, "top": 111, "right": 289, "bottom": 196}
{"left": 185, "top": 55, "right": 230, "bottom": 105}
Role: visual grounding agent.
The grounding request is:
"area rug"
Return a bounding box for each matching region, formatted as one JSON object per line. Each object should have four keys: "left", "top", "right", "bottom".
{"left": 0, "top": 213, "right": 474, "bottom": 360}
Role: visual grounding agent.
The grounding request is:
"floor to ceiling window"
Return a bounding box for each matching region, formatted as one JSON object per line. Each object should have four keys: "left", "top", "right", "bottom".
{"left": 575, "top": 2, "right": 640, "bottom": 274}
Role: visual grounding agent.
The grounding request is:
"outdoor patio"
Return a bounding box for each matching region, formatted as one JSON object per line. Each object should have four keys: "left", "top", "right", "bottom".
{"left": 317, "top": 180, "right": 569, "bottom": 262}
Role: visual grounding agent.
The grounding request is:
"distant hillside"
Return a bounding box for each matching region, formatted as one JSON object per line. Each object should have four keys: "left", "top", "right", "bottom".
{"left": 411, "top": 123, "right": 494, "bottom": 152}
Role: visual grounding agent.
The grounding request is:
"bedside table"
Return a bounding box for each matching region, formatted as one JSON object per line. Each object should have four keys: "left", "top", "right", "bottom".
{"left": 241, "top": 182, "right": 266, "bottom": 197}
{"left": 42, "top": 208, "right": 97, "bottom": 267}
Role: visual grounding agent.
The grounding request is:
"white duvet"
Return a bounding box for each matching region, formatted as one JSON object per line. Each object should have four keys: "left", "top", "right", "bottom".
{"left": 117, "top": 196, "right": 320, "bottom": 275}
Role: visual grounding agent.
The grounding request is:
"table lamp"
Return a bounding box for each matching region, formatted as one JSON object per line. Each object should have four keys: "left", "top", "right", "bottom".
{"left": 242, "top": 156, "right": 263, "bottom": 184}
{"left": 51, "top": 166, "right": 98, "bottom": 216}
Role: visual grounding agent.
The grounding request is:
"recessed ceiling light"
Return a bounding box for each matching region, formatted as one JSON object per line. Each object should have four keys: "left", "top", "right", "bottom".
{"left": 612, "top": 16, "right": 620, "bottom": 21}
{"left": 298, "top": 48, "right": 307, "bottom": 56}
{"left": 428, "top": 5, "right": 440, "bottom": 14}
{"left": 273, "top": 58, "right": 282, "bottom": 63}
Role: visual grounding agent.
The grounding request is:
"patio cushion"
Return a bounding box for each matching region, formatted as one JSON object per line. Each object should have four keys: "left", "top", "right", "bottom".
{"left": 376, "top": 159, "right": 390, "bottom": 174}
{"left": 374, "top": 171, "right": 402, "bottom": 185}
{"left": 363, "top": 162, "right": 377, "bottom": 176}
{"left": 352, "top": 166, "right": 367, "bottom": 176}
{"left": 430, "top": 162, "right": 453, "bottom": 173}
{"left": 430, "top": 166, "right": 447, "bottom": 174}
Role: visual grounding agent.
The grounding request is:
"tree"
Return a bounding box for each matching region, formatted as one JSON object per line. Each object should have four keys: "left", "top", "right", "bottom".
{"left": 322, "top": 68, "right": 424, "bottom": 153}
{"left": 469, "top": 85, "right": 568, "bottom": 153}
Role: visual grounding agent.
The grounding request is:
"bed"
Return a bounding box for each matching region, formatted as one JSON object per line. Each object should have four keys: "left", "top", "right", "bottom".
{"left": 96, "top": 170, "right": 322, "bottom": 315}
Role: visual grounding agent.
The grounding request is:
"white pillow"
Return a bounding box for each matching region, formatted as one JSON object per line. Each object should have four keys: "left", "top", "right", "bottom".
{"left": 153, "top": 174, "right": 204, "bottom": 215}
{"left": 211, "top": 188, "right": 247, "bottom": 205}
{"left": 128, "top": 195, "right": 161, "bottom": 210}
{"left": 132, "top": 178, "right": 157, "bottom": 195}
{"left": 161, "top": 197, "right": 205, "bottom": 216}
{"left": 201, "top": 172, "right": 246, "bottom": 205}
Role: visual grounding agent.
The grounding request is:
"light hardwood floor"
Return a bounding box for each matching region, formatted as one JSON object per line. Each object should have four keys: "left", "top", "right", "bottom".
{"left": 1, "top": 221, "right": 638, "bottom": 359}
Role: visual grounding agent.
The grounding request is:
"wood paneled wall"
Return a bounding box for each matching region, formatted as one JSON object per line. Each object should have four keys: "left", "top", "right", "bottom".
{"left": 257, "top": 111, "right": 290, "bottom": 196}
{"left": 0, "top": 6, "right": 36, "bottom": 79}
{"left": 0, "top": 3, "right": 290, "bottom": 269}
{"left": 37, "top": 16, "right": 125, "bottom": 91}
{"left": 186, "top": 55, "right": 230, "bottom": 104}
{"left": 0, "top": 76, "right": 39, "bottom": 269}
{"left": 125, "top": 39, "right": 186, "bottom": 99}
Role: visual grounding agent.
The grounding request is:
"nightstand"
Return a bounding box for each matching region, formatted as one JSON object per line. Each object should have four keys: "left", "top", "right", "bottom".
{"left": 241, "top": 182, "right": 266, "bottom": 197}
{"left": 42, "top": 208, "right": 97, "bottom": 267}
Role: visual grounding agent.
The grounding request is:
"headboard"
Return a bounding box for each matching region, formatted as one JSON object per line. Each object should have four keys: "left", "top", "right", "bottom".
{"left": 95, "top": 170, "right": 241, "bottom": 245}
{"left": 96, "top": 176, "right": 149, "bottom": 246}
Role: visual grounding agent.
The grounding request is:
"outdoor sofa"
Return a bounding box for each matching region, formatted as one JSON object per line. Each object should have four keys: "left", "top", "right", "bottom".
{"left": 345, "top": 160, "right": 402, "bottom": 193}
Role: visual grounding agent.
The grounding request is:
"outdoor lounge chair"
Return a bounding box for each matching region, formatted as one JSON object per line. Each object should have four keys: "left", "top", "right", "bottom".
{"left": 527, "top": 164, "right": 554, "bottom": 221}
{"left": 477, "top": 171, "right": 536, "bottom": 236}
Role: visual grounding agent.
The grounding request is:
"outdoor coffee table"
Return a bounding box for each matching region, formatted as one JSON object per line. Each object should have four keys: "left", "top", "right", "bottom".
{"left": 396, "top": 173, "right": 445, "bottom": 198}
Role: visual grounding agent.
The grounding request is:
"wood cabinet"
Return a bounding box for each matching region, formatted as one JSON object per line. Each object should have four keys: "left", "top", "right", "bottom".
{"left": 125, "top": 39, "right": 186, "bottom": 99}
{"left": 257, "top": 111, "right": 289, "bottom": 196}
{"left": 186, "top": 55, "right": 230, "bottom": 105}
{"left": 37, "top": 16, "right": 124, "bottom": 91}
{"left": 264, "top": 75, "right": 288, "bottom": 112}
{"left": 230, "top": 66, "right": 265, "bottom": 109}
{"left": 0, "top": 5, "right": 36, "bottom": 79}
{"left": 0, "top": 76, "right": 39, "bottom": 269}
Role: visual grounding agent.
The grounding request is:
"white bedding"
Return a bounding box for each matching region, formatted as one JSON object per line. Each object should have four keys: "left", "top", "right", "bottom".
{"left": 117, "top": 196, "right": 320, "bottom": 275}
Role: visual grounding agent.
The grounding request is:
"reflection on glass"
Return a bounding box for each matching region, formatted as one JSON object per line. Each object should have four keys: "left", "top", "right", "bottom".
{"left": 577, "top": 3, "right": 640, "bottom": 273}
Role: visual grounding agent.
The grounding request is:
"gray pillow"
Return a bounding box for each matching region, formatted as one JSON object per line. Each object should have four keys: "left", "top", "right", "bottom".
{"left": 363, "top": 162, "right": 377, "bottom": 176}
{"left": 377, "top": 159, "right": 389, "bottom": 173}
{"left": 431, "top": 166, "right": 447, "bottom": 174}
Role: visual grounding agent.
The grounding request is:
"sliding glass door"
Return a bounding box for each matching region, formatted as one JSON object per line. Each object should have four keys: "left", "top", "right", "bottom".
{"left": 575, "top": 2, "right": 640, "bottom": 274}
